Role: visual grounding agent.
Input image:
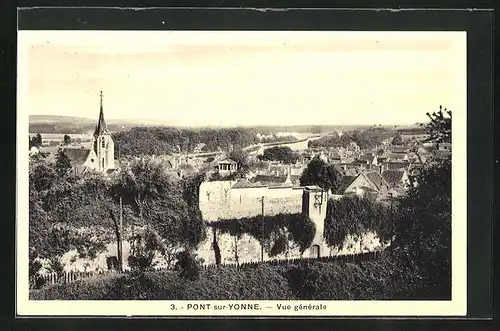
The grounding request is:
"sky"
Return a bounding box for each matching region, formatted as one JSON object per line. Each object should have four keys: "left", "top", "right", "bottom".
{"left": 18, "top": 31, "right": 466, "bottom": 127}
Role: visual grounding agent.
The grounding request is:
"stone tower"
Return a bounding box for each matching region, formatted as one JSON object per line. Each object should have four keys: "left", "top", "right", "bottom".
{"left": 302, "top": 186, "right": 329, "bottom": 258}
{"left": 93, "top": 91, "right": 115, "bottom": 172}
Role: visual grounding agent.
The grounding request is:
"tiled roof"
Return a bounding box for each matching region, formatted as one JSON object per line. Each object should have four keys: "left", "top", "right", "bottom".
{"left": 382, "top": 170, "right": 405, "bottom": 187}
{"left": 388, "top": 152, "right": 407, "bottom": 160}
{"left": 338, "top": 175, "right": 356, "bottom": 193}
{"left": 251, "top": 175, "right": 289, "bottom": 185}
{"left": 390, "top": 146, "right": 407, "bottom": 153}
{"left": 232, "top": 178, "right": 256, "bottom": 189}
{"left": 62, "top": 148, "right": 92, "bottom": 165}
{"left": 359, "top": 154, "right": 375, "bottom": 163}
{"left": 218, "top": 158, "right": 237, "bottom": 164}
{"left": 343, "top": 168, "right": 359, "bottom": 177}
{"left": 383, "top": 162, "right": 407, "bottom": 170}
{"left": 364, "top": 171, "right": 389, "bottom": 191}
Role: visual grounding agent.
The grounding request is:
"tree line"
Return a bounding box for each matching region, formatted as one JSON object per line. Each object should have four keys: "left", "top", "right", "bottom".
{"left": 308, "top": 127, "right": 395, "bottom": 149}
{"left": 111, "top": 127, "right": 299, "bottom": 157}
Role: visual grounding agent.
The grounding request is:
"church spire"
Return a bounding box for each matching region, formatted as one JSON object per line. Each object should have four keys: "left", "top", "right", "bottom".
{"left": 94, "top": 90, "right": 109, "bottom": 137}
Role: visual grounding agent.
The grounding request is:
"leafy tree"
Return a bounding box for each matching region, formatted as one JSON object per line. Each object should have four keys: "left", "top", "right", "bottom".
{"left": 269, "top": 234, "right": 288, "bottom": 257}
{"left": 299, "top": 157, "right": 343, "bottom": 193}
{"left": 63, "top": 134, "right": 71, "bottom": 145}
{"left": 115, "top": 158, "right": 174, "bottom": 220}
{"left": 391, "top": 134, "right": 403, "bottom": 145}
{"left": 423, "top": 105, "right": 452, "bottom": 143}
{"left": 228, "top": 149, "right": 251, "bottom": 175}
{"left": 54, "top": 149, "right": 72, "bottom": 177}
{"left": 391, "top": 157, "right": 451, "bottom": 299}
{"left": 29, "top": 161, "right": 58, "bottom": 192}
{"left": 390, "top": 106, "right": 452, "bottom": 299}
{"left": 128, "top": 227, "right": 162, "bottom": 272}
{"left": 175, "top": 250, "right": 201, "bottom": 281}
{"left": 258, "top": 146, "right": 300, "bottom": 164}
{"left": 29, "top": 183, "right": 51, "bottom": 259}
{"left": 311, "top": 126, "right": 322, "bottom": 134}
{"left": 32, "top": 133, "right": 43, "bottom": 147}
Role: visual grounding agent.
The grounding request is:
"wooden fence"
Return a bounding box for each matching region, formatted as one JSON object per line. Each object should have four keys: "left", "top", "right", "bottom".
{"left": 30, "top": 270, "right": 110, "bottom": 290}
{"left": 199, "top": 250, "right": 383, "bottom": 271}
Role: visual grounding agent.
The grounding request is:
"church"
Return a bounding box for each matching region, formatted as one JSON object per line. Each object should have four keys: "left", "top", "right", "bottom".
{"left": 62, "top": 91, "right": 115, "bottom": 175}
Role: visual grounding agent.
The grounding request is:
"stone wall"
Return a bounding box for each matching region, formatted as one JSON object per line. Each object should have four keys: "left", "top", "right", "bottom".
{"left": 199, "top": 181, "right": 303, "bottom": 222}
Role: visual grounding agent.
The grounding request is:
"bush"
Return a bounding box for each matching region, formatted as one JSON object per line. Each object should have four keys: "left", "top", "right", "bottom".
{"left": 282, "top": 256, "right": 395, "bottom": 300}
{"left": 175, "top": 251, "right": 201, "bottom": 281}
{"left": 30, "top": 265, "right": 293, "bottom": 300}
{"left": 29, "top": 252, "right": 431, "bottom": 301}
{"left": 29, "top": 273, "right": 126, "bottom": 300}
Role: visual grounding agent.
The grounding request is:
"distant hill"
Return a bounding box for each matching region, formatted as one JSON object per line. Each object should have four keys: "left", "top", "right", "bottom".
{"left": 28, "top": 114, "right": 420, "bottom": 135}
{"left": 28, "top": 115, "right": 145, "bottom": 134}
{"left": 29, "top": 115, "right": 96, "bottom": 124}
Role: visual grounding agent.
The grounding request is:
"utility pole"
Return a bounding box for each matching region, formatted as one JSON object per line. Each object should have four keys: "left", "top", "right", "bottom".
{"left": 118, "top": 196, "right": 123, "bottom": 272}
{"left": 261, "top": 196, "right": 264, "bottom": 262}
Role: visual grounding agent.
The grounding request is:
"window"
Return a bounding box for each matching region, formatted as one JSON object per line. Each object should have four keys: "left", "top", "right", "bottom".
{"left": 90, "top": 158, "right": 94, "bottom": 163}
{"left": 102, "top": 139, "right": 106, "bottom": 148}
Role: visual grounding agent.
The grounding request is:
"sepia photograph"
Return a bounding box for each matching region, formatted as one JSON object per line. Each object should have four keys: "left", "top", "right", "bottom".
{"left": 17, "top": 29, "right": 467, "bottom": 316}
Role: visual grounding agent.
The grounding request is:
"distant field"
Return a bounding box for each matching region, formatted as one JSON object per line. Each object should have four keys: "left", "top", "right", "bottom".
{"left": 30, "top": 133, "right": 94, "bottom": 142}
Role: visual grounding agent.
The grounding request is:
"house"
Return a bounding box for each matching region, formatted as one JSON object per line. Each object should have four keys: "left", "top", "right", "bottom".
{"left": 381, "top": 161, "right": 407, "bottom": 171}
{"left": 217, "top": 159, "right": 238, "bottom": 176}
{"left": 289, "top": 175, "right": 302, "bottom": 186}
{"left": 193, "top": 143, "right": 207, "bottom": 153}
{"left": 438, "top": 142, "right": 452, "bottom": 152}
{"left": 408, "top": 162, "right": 425, "bottom": 176}
{"left": 29, "top": 146, "right": 39, "bottom": 156}
{"left": 328, "top": 152, "right": 342, "bottom": 164}
{"left": 342, "top": 168, "right": 359, "bottom": 177}
{"left": 338, "top": 162, "right": 359, "bottom": 172}
{"left": 344, "top": 171, "right": 390, "bottom": 197}
{"left": 382, "top": 170, "right": 410, "bottom": 189}
{"left": 347, "top": 141, "right": 360, "bottom": 152}
{"left": 337, "top": 175, "right": 356, "bottom": 194}
{"left": 377, "top": 156, "right": 388, "bottom": 164}
{"left": 387, "top": 152, "right": 409, "bottom": 163}
{"left": 62, "top": 147, "right": 98, "bottom": 175}
{"left": 389, "top": 146, "right": 408, "bottom": 154}
{"left": 357, "top": 154, "right": 378, "bottom": 166}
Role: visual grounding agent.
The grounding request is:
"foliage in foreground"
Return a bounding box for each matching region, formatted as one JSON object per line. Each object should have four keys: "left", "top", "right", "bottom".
{"left": 30, "top": 264, "right": 292, "bottom": 300}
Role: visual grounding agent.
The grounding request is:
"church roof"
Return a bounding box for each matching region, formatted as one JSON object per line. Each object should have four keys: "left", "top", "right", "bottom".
{"left": 62, "top": 147, "right": 93, "bottom": 166}
{"left": 94, "top": 91, "right": 109, "bottom": 137}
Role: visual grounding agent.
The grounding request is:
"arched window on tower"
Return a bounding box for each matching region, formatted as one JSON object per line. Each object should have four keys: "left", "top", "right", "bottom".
{"left": 102, "top": 138, "right": 106, "bottom": 148}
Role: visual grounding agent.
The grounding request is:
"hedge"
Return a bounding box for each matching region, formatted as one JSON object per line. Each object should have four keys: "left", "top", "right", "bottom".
{"left": 30, "top": 256, "right": 403, "bottom": 300}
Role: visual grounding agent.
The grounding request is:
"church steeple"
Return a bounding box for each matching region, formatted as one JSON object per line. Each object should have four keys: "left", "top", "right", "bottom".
{"left": 94, "top": 91, "right": 109, "bottom": 137}
{"left": 93, "top": 90, "right": 115, "bottom": 173}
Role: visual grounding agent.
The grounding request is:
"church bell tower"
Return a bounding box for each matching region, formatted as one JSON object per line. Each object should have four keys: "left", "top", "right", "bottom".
{"left": 93, "top": 91, "right": 115, "bottom": 172}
